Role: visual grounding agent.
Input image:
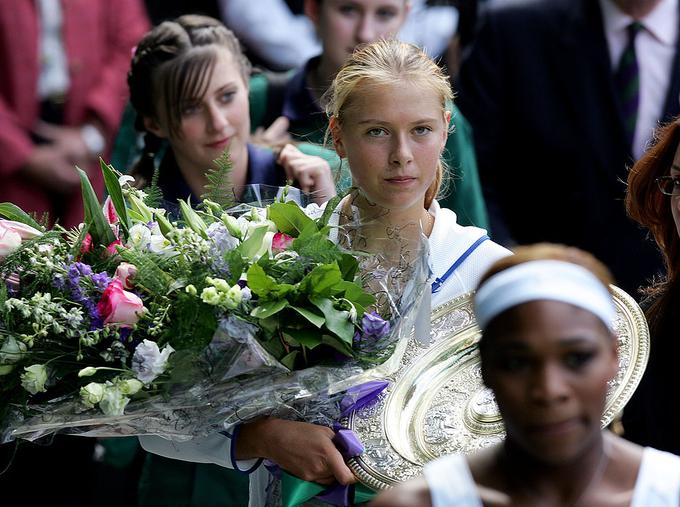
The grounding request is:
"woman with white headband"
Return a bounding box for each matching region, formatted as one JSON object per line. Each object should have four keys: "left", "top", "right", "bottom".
{"left": 371, "top": 244, "right": 680, "bottom": 507}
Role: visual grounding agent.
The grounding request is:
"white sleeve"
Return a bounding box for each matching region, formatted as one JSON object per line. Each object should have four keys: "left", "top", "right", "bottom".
{"left": 138, "top": 429, "right": 262, "bottom": 472}
{"left": 218, "top": 0, "right": 320, "bottom": 69}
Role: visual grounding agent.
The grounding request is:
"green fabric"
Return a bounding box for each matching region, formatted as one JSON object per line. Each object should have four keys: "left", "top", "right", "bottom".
{"left": 438, "top": 107, "right": 490, "bottom": 230}
{"left": 248, "top": 74, "right": 490, "bottom": 230}
{"left": 281, "top": 471, "right": 376, "bottom": 507}
{"left": 249, "top": 72, "right": 271, "bottom": 131}
{"left": 111, "top": 103, "right": 143, "bottom": 174}
{"left": 138, "top": 451, "right": 250, "bottom": 507}
{"left": 99, "top": 436, "right": 142, "bottom": 469}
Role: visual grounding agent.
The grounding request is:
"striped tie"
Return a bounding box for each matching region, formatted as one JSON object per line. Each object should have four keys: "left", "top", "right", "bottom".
{"left": 614, "top": 21, "right": 643, "bottom": 149}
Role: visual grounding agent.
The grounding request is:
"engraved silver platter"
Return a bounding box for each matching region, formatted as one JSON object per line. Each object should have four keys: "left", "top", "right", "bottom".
{"left": 344, "top": 286, "right": 650, "bottom": 491}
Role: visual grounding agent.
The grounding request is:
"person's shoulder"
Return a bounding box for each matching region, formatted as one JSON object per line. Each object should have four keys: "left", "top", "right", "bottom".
{"left": 370, "top": 477, "right": 431, "bottom": 507}
{"left": 433, "top": 205, "right": 510, "bottom": 254}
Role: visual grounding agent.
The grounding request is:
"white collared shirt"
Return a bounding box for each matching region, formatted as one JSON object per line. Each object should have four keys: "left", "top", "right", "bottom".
{"left": 36, "top": 0, "right": 69, "bottom": 100}
{"left": 599, "top": 0, "right": 679, "bottom": 160}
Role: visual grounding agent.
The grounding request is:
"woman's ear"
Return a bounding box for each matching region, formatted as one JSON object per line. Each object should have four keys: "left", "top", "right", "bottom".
{"left": 143, "top": 116, "right": 167, "bottom": 139}
{"left": 329, "top": 115, "right": 346, "bottom": 158}
{"left": 304, "top": 0, "right": 320, "bottom": 25}
{"left": 441, "top": 110, "right": 452, "bottom": 150}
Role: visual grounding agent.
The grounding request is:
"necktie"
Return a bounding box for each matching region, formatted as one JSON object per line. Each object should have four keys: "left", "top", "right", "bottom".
{"left": 614, "top": 21, "right": 644, "bottom": 149}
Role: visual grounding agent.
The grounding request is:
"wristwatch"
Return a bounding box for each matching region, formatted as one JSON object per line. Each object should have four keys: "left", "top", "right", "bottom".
{"left": 80, "top": 124, "right": 106, "bottom": 156}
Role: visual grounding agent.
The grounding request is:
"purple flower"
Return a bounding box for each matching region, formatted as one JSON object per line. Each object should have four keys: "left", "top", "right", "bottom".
{"left": 90, "top": 272, "right": 112, "bottom": 291}
{"left": 53, "top": 274, "right": 66, "bottom": 290}
{"left": 73, "top": 262, "right": 93, "bottom": 277}
{"left": 361, "top": 311, "right": 390, "bottom": 340}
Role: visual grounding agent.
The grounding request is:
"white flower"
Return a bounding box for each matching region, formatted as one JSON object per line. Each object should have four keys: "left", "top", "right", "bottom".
{"left": 0, "top": 336, "right": 26, "bottom": 365}
{"left": 131, "top": 339, "right": 175, "bottom": 384}
{"left": 127, "top": 223, "right": 152, "bottom": 249}
{"left": 21, "top": 364, "right": 48, "bottom": 394}
{"left": 148, "top": 233, "right": 174, "bottom": 256}
{"left": 80, "top": 382, "right": 105, "bottom": 407}
{"left": 118, "top": 378, "right": 144, "bottom": 395}
{"left": 222, "top": 284, "right": 242, "bottom": 310}
{"left": 185, "top": 284, "right": 197, "bottom": 296}
{"left": 99, "top": 385, "right": 130, "bottom": 416}
{"left": 118, "top": 175, "right": 135, "bottom": 187}
{"left": 201, "top": 286, "right": 221, "bottom": 306}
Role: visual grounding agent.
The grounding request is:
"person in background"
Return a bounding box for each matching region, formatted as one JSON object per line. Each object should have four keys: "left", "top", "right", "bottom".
{"left": 372, "top": 243, "right": 680, "bottom": 507}
{"left": 139, "top": 38, "right": 509, "bottom": 507}
{"left": 0, "top": 0, "right": 149, "bottom": 228}
{"left": 0, "top": 2, "right": 148, "bottom": 505}
{"left": 119, "top": 15, "right": 336, "bottom": 507}
{"left": 219, "top": 0, "right": 459, "bottom": 72}
{"left": 623, "top": 116, "right": 680, "bottom": 456}
{"left": 126, "top": 16, "right": 335, "bottom": 207}
{"left": 457, "top": 0, "right": 680, "bottom": 297}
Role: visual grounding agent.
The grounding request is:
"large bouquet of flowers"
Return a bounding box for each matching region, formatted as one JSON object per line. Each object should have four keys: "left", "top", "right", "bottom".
{"left": 0, "top": 161, "right": 427, "bottom": 443}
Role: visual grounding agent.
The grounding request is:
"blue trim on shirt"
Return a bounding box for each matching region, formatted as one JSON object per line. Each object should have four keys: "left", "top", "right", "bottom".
{"left": 224, "top": 425, "right": 263, "bottom": 474}
{"left": 431, "top": 235, "right": 490, "bottom": 294}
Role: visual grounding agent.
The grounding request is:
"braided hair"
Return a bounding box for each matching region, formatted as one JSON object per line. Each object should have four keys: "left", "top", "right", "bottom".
{"left": 127, "top": 15, "right": 251, "bottom": 186}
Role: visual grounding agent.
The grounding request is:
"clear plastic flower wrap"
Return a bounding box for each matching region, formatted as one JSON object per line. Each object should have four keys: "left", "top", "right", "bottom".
{"left": 0, "top": 167, "right": 430, "bottom": 443}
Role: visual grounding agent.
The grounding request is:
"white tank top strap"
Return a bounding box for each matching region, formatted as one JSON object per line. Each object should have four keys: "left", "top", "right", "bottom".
{"left": 423, "top": 454, "right": 483, "bottom": 507}
{"left": 631, "top": 447, "right": 680, "bottom": 507}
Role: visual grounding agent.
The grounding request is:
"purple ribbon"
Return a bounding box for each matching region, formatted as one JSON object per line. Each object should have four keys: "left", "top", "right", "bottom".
{"left": 314, "top": 429, "right": 365, "bottom": 505}
{"left": 339, "top": 380, "right": 390, "bottom": 418}
{"left": 270, "top": 380, "right": 390, "bottom": 506}
{"left": 315, "top": 380, "right": 389, "bottom": 505}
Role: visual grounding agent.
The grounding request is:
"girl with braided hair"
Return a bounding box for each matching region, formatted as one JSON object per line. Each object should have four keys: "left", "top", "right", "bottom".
{"left": 127, "top": 15, "right": 335, "bottom": 208}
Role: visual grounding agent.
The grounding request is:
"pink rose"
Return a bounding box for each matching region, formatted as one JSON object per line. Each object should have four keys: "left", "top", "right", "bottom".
{"left": 271, "top": 232, "right": 294, "bottom": 253}
{"left": 97, "top": 279, "right": 146, "bottom": 328}
{"left": 0, "top": 220, "right": 42, "bottom": 258}
{"left": 114, "top": 262, "right": 138, "bottom": 289}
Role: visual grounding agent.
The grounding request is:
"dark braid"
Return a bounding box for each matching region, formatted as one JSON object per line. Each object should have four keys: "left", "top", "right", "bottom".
{"left": 129, "top": 132, "right": 163, "bottom": 187}
{"left": 127, "top": 15, "right": 251, "bottom": 186}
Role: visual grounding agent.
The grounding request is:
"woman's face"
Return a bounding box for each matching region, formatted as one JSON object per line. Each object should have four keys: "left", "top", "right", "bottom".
{"left": 307, "top": 0, "right": 408, "bottom": 73}
{"left": 331, "top": 80, "right": 449, "bottom": 216}
{"left": 482, "top": 300, "right": 618, "bottom": 465}
{"left": 670, "top": 143, "right": 680, "bottom": 238}
{"left": 145, "top": 47, "right": 250, "bottom": 177}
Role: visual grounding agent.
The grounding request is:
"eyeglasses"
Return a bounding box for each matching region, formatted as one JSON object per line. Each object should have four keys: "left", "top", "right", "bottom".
{"left": 655, "top": 176, "right": 680, "bottom": 196}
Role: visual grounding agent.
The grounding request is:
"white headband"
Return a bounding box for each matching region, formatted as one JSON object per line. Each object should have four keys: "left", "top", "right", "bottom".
{"left": 474, "top": 260, "right": 616, "bottom": 331}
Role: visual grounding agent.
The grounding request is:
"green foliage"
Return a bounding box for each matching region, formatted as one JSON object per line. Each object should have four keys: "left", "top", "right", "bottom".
{"left": 201, "top": 150, "right": 235, "bottom": 208}
{"left": 100, "top": 159, "right": 130, "bottom": 235}
{"left": 77, "top": 167, "right": 117, "bottom": 247}
{"left": 144, "top": 166, "right": 164, "bottom": 209}
{"left": 0, "top": 204, "right": 44, "bottom": 232}
{"left": 267, "top": 201, "right": 315, "bottom": 236}
{"left": 163, "top": 292, "right": 218, "bottom": 351}
{"left": 118, "top": 249, "right": 173, "bottom": 295}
